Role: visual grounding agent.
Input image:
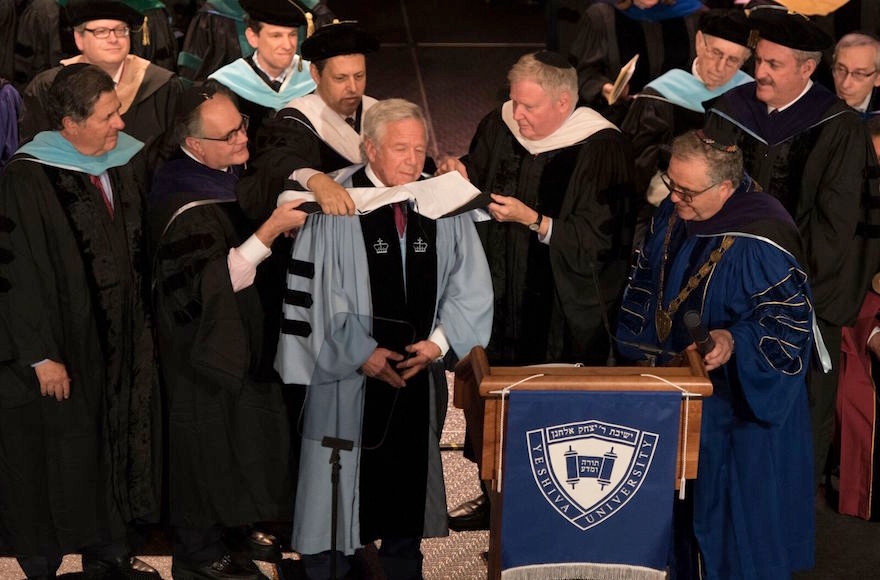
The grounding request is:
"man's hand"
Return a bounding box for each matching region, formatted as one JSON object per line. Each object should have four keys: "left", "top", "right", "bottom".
{"left": 255, "top": 199, "right": 308, "bottom": 246}
{"left": 309, "top": 173, "right": 356, "bottom": 216}
{"left": 488, "top": 193, "right": 538, "bottom": 227}
{"left": 361, "top": 347, "right": 406, "bottom": 388}
{"left": 435, "top": 157, "right": 469, "bottom": 180}
{"left": 397, "top": 340, "right": 442, "bottom": 381}
{"left": 687, "top": 329, "right": 735, "bottom": 372}
{"left": 35, "top": 360, "right": 70, "bottom": 401}
{"left": 601, "top": 81, "right": 629, "bottom": 104}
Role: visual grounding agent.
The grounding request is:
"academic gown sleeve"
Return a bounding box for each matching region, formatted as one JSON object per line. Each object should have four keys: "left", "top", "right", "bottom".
{"left": 237, "top": 110, "right": 322, "bottom": 222}
{"left": 718, "top": 239, "right": 813, "bottom": 426}
{"left": 0, "top": 160, "right": 65, "bottom": 366}
{"left": 435, "top": 216, "right": 493, "bottom": 357}
{"left": 568, "top": 3, "right": 617, "bottom": 108}
{"left": 153, "top": 203, "right": 252, "bottom": 394}
{"left": 796, "top": 111, "right": 867, "bottom": 326}
{"left": 620, "top": 90, "right": 675, "bottom": 195}
{"left": 275, "top": 213, "right": 377, "bottom": 387}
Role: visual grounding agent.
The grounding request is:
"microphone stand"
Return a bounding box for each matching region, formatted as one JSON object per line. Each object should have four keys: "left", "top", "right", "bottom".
{"left": 322, "top": 436, "right": 354, "bottom": 579}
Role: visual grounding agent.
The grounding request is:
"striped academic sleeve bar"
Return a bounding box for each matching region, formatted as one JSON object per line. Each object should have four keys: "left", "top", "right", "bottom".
{"left": 284, "top": 289, "right": 313, "bottom": 308}
{"left": 281, "top": 318, "right": 312, "bottom": 337}
{"left": 289, "top": 259, "right": 315, "bottom": 279}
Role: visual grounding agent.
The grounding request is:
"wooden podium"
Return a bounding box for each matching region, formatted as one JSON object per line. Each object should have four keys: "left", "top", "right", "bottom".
{"left": 452, "top": 347, "right": 714, "bottom": 580}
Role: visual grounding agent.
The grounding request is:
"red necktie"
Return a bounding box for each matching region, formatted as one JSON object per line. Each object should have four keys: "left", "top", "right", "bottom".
{"left": 89, "top": 174, "right": 114, "bottom": 218}
{"left": 394, "top": 201, "right": 407, "bottom": 237}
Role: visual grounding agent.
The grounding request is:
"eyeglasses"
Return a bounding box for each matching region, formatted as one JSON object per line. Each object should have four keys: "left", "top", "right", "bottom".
{"left": 660, "top": 172, "right": 720, "bottom": 203}
{"left": 701, "top": 36, "right": 746, "bottom": 70}
{"left": 198, "top": 115, "right": 249, "bottom": 145}
{"left": 83, "top": 26, "right": 131, "bottom": 39}
{"left": 831, "top": 64, "right": 878, "bottom": 82}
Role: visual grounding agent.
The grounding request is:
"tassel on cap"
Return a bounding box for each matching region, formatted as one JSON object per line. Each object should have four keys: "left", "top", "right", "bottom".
{"left": 141, "top": 15, "right": 150, "bottom": 46}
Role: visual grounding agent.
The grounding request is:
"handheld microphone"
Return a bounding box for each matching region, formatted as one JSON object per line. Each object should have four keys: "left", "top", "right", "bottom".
{"left": 684, "top": 310, "right": 715, "bottom": 356}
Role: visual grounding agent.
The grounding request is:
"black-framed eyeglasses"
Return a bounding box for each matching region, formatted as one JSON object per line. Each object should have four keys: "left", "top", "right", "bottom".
{"left": 83, "top": 26, "right": 130, "bottom": 39}
{"left": 831, "top": 64, "right": 878, "bottom": 82}
{"left": 660, "top": 172, "right": 720, "bottom": 203}
{"left": 701, "top": 35, "right": 745, "bottom": 70}
{"left": 198, "top": 115, "right": 249, "bottom": 145}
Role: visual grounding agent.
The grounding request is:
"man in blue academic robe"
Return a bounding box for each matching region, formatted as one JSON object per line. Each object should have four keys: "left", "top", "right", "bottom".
{"left": 275, "top": 98, "right": 493, "bottom": 580}
{"left": 617, "top": 130, "right": 817, "bottom": 580}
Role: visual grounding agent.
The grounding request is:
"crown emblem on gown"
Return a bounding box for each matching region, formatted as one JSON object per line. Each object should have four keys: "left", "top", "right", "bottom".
{"left": 373, "top": 238, "right": 389, "bottom": 254}
{"left": 412, "top": 237, "right": 428, "bottom": 253}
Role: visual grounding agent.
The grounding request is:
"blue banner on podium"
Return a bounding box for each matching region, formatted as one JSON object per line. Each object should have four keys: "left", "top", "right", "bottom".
{"left": 500, "top": 390, "right": 681, "bottom": 580}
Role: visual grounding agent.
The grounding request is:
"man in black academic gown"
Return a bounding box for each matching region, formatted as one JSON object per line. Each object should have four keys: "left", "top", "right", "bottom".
{"left": 704, "top": 4, "right": 869, "bottom": 490}
{"left": 437, "top": 50, "right": 637, "bottom": 530}
{"left": 177, "top": 0, "right": 333, "bottom": 82}
{"left": 208, "top": 0, "right": 317, "bottom": 147}
{"left": 149, "top": 81, "right": 307, "bottom": 580}
{"left": 0, "top": 63, "right": 160, "bottom": 580}
{"left": 18, "top": 0, "right": 182, "bottom": 168}
{"left": 832, "top": 32, "right": 880, "bottom": 115}
{"left": 620, "top": 9, "right": 753, "bottom": 198}
{"left": 236, "top": 20, "right": 380, "bottom": 220}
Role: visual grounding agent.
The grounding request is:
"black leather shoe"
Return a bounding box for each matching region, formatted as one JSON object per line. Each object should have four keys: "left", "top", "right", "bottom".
{"left": 171, "top": 554, "right": 260, "bottom": 580}
{"left": 447, "top": 494, "right": 490, "bottom": 531}
{"left": 82, "top": 556, "right": 161, "bottom": 579}
{"left": 241, "top": 530, "right": 282, "bottom": 564}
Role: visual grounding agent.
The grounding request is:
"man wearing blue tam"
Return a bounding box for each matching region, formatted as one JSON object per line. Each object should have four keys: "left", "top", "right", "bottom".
{"left": 0, "top": 63, "right": 160, "bottom": 580}
{"left": 209, "top": 0, "right": 317, "bottom": 148}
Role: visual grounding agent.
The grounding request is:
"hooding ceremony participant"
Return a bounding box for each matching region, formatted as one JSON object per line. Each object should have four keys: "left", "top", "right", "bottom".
{"left": 149, "top": 81, "right": 308, "bottom": 580}
{"left": 275, "top": 98, "right": 493, "bottom": 580}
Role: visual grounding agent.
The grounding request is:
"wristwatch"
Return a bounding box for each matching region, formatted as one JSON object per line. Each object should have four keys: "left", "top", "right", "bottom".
{"left": 528, "top": 212, "right": 543, "bottom": 232}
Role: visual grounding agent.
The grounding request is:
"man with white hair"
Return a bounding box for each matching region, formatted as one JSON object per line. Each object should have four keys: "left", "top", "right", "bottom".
{"left": 621, "top": 9, "right": 753, "bottom": 196}
{"left": 438, "top": 49, "right": 637, "bottom": 531}
{"left": 277, "top": 98, "right": 492, "bottom": 580}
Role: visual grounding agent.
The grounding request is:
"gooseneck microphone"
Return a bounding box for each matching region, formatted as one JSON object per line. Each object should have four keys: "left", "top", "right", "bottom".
{"left": 684, "top": 310, "right": 715, "bottom": 356}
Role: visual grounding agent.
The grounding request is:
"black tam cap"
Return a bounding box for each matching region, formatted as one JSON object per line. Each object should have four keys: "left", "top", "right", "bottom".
{"left": 240, "top": 0, "right": 307, "bottom": 28}
{"left": 300, "top": 21, "right": 379, "bottom": 62}
{"left": 51, "top": 62, "right": 96, "bottom": 88}
{"left": 533, "top": 50, "right": 575, "bottom": 70}
{"left": 699, "top": 10, "right": 752, "bottom": 48}
{"left": 747, "top": 4, "right": 832, "bottom": 51}
{"left": 65, "top": 0, "right": 143, "bottom": 28}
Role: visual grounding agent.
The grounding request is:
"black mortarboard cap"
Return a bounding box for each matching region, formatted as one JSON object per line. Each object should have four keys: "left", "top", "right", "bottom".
{"left": 533, "top": 50, "right": 575, "bottom": 70}
{"left": 699, "top": 9, "right": 752, "bottom": 48}
{"left": 300, "top": 21, "right": 379, "bottom": 62}
{"left": 240, "top": 0, "right": 307, "bottom": 28}
{"left": 65, "top": 0, "right": 143, "bottom": 28}
{"left": 746, "top": 4, "right": 833, "bottom": 51}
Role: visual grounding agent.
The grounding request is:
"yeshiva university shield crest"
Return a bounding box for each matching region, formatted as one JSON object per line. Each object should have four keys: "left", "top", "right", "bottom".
{"left": 527, "top": 420, "right": 660, "bottom": 531}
